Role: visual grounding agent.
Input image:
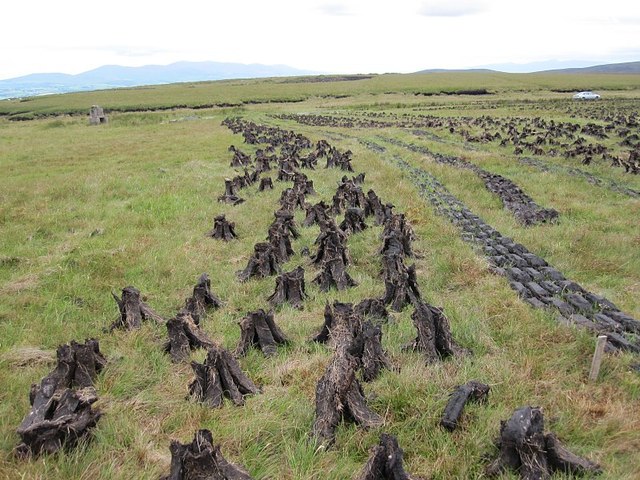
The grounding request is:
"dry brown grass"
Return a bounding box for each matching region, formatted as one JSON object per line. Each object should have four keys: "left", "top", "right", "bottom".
{"left": 0, "top": 346, "right": 56, "bottom": 367}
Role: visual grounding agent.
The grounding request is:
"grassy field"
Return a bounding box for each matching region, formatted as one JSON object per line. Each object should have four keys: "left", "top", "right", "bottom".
{"left": 1, "top": 72, "right": 639, "bottom": 479}
{"left": 2, "top": 71, "right": 640, "bottom": 119}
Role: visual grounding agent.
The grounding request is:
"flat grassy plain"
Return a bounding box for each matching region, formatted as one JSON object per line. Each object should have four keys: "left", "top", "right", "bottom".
{"left": 2, "top": 71, "right": 639, "bottom": 119}
{"left": 1, "top": 72, "right": 639, "bottom": 479}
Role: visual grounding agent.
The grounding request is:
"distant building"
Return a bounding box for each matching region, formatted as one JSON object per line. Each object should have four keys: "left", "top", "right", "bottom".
{"left": 89, "top": 105, "right": 108, "bottom": 125}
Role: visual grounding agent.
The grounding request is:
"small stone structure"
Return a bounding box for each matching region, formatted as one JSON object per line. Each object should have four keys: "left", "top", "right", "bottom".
{"left": 89, "top": 105, "right": 108, "bottom": 125}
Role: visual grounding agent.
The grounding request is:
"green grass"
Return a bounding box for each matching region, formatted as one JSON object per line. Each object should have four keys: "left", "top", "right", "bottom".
{"left": 2, "top": 71, "right": 640, "bottom": 119}
{"left": 1, "top": 74, "right": 639, "bottom": 479}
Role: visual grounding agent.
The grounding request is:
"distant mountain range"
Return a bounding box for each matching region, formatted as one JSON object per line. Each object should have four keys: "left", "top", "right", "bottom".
{"left": 418, "top": 60, "right": 640, "bottom": 74}
{"left": 540, "top": 61, "right": 640, "bottom": 74}
{"left": 0, "top": 61, "right": 317, "bottom": 100}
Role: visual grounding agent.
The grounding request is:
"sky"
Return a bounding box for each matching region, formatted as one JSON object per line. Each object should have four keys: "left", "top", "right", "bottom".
{"left": 1, "top": 0, "right": 639, "bottom": 79}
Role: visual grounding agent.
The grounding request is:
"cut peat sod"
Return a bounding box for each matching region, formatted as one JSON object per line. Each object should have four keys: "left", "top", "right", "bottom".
{"left": 234, "top": 309, "right": 289, "bottom": 357}
{"left": 208, "top": 214, "right": 238, "bottom": 241}
{"left": 110, "top": 286, "right": 164, "bottom": 331}
{"left": 311, "top": 347, "right": 383, "bottom": 447}
{"left": 356, "top": 433, "right": 424, "bottom": 480}
{"left": 183, "top": 273, "right": 223, "bottom": 323}
{"left": 267, "top": 266, "right": 307, "bottom": 310}
{"left": 312, "top": 302, "right": 389, "bottom": 447}
{"left": 165, "top": 311, "right": 216, "bottom": 363}
{"left": 161, "top": 429, "right": 254, "bottom": 480}
{"left": 218, "top": 178, "right": 245, "bottom": 205}
{"left": 381, "top": 255, "right": 421, "bottom": 312}
{"left": 485, "top": 406, "right": 602, "bottom": 479}
{"left": 258, "top": 176, "right": 273, "bottom": 191}
{"left": 313, "top": 301, "right": 393, "bottom": 381}
{"left": 349, "top": 320, "right": 394, "bottom": 382}
{"left": 312, "top": 302, "right": 363, "bottom": 347}
{"left": 15, "top": 339, "right": 106, "bottom": 457}
{"left": 355, "top": 298, "right": 390, "bottom": 324}
{"left": 189, "top": 344, "right": 260, "bottom": 407}
{"left": 237, "top": 242, "right": 280, "bottom": 282}
{"left": 311, "top": 304, "right": 384, "bottom": 447}
{"left": 303, "top": 200, "right": 332, "bottom": 227}
{"left": 440, "top": 381, "right": 490, "bottom": 431}
{"left": 339, "top": 207, "right": 368, "bottom": 236}
{"left": 311, "top": 219, "right": 357, "bottom": 292}
{"left": 404, "top": 301, "right": 469, "bottom": 363}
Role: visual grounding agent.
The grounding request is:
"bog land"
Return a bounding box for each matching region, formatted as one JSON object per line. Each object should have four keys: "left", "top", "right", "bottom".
{"left": 0, "top": 72, "right": 639, "bottom": 479}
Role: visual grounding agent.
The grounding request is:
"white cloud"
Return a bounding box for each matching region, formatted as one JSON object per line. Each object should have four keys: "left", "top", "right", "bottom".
{"left": 317, "top": 3, "right": 354, "bottom": 16}
{"left": 0, "top": 0, "right": 638, "bottom": 79}
{"left": 419, "top": 0, "right": 487, "bottom": 17}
